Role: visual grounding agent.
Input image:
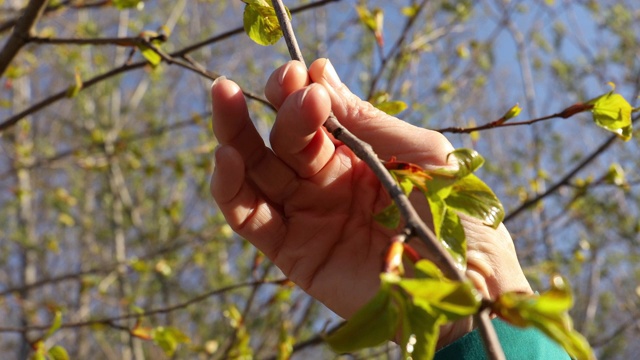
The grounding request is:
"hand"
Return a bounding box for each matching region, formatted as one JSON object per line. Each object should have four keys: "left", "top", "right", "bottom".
{"left": 210, "top": 58, "right": 531, "bottom": 346}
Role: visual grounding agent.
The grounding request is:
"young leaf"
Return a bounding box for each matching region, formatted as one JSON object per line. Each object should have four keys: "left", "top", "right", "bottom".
{"left": 113, "top": 0, "right": 143, "bottom": 10}
{"left": 47, "top": 345, "right": 70, "bottom": 360}
{"left": 384, "top": 158, "right": 432, "bottom": 192}
{"left": 438, "top": 209, "right": 466, "bottom": 267}
{"left": 373, "top": 203, "right": 401, "bottom": 229}
{"left": 495, "top": 103, "right": 522, "bottom": 124}
{"left": 399, "top": 261, "right": 480, "bottom": 320}
{"left": 44, "top": 310, "right": 63, "bottom": 340}
{"left": 224, "top": 305, "right": 253, "bottom": 358}
{"left": 401, "top": 304, "right": 443, "bottom": 360}
{"left": 586, "top": 86, "right": 633, "bottom": 141}
{"left": 152, "top": 326, "right": 190, "bottom": 357}
{"left": 325, "top": 276, "right": 400, "bottom": 353}
{"left": 445, "top": 174, "right": 505, "bottom": 228}
{"left": 355, "top": 5, "right": 384, "bottom": 47}
{"left": 65, "top": 70, "right": 83, "bottom": 98}
{"left": 242, "top": 0, "right": 290, "bottom": 46}
{"left": 493, "top": 275, "right": 595, "bottom": 360}
{"left": 604, "top": 163, "right": 626, "bottom": 186}
{"left": 445, "top": 148, "right": 485, "bottom": 179}
{"left": 138, "top": 45, "right": 162, "bottom": 67}
{"left": 131, "top": 325, "right": 153, "bottom": 340}
{"left": 375, "top": 100, "right": 408, "bottom": 115}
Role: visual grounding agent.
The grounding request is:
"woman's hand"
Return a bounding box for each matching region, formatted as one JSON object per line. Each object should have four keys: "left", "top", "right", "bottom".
{"left": 210, "top": 58, "right": 531, "bottom": 346}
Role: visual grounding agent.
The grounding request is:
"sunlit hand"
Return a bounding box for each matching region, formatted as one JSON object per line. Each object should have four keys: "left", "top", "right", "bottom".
{"left": 210, "top": 59, "right": 531, "bottom": 346}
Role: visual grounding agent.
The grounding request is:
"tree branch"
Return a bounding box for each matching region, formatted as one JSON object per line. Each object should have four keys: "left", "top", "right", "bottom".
{"left": 0, "top": 0, "right": 336, "bottom": 133}
{"left": 0, "top": 0, "right": 50, "bottom": 77}
{"left": 504, "top": 133, "right": 618, "bottom": 223}
{"left": 0, "top": 278, "right": 287, "bottom": 334}
{"left": 0, "top": 1, "right": 110, "bottom": 35}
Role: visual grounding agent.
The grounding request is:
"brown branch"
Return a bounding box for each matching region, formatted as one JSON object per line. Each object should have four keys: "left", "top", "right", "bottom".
{"left": 0, "top": 228, "right": 213, "bottom": 297}
{"left": 437, "top": 113, "right": 559, "bottom": 134}
{"left": 366, "top": 0, "right": 430, "bottom": 100}
{"left": 590, "top": 313, "right": 640, "bottom": 348}
{"left": 476, "top": 305, "right": 506, "bottom": 360}
{"left": 0, "top": 1, "right": 111, "bottom": 34}
{"left": 26, "top": 33, "right": 167, "bottom": 46}
{"left": 0, "top": 113, "right": 207, "bottom": 181}
{"left": 437, "top": 102, "right": 595, "bottom": 134}
{"left": 504, "top": 133, "right": 619, "bottom": 223}
{"left": 0, "top": 0, "right": 50, "bottom": 77}
{"left": 0, "top": 0, "right": 336, "bottom": 133}
{"left": 0, "top": 278, "right": 288, "bottom": 334}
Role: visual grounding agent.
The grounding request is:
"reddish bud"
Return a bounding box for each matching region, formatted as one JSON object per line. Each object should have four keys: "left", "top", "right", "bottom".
{"left": 384, "top": 237, "right": 405, "bottom": 275}
{"left": 558, "top": 103, "right": 593, "bottom": 118}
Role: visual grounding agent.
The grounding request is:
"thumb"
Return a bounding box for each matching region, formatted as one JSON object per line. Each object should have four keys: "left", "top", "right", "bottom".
{"left": 308, "top": 58, "right": 454, "bottom": 167}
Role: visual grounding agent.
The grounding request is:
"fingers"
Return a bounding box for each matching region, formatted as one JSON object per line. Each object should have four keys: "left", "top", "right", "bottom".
{"left": 265, "top": 61, "right": 309, "bottom": 109}
{"left": 211, "top": 77, "right": 299, "bottom": 205}
{"left": 270, "top": 84, "right": 335, "bottom": 179}
{"left": 210, "top": 146, "right": 285, "bottom": 259}
{"left": 308, "top": 58, "right": 455, "bottom": 168}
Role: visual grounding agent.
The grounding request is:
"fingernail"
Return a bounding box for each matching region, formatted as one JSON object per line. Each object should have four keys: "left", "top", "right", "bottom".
{"left": 323, "top": 59, "right": 341, "bottom": 87}
{"left": 278, "top": 62, "right": 291, "bottom": 85}
{"left": 298, "top": 83, "right": 316, "bottom": 108}
{"left": 211, "top": 75, "right": 227, "bottom": 88}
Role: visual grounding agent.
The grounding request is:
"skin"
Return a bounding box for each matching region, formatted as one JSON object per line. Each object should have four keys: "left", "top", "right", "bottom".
{"left": 210, "top": 58, "right": 532, "bottom": 347}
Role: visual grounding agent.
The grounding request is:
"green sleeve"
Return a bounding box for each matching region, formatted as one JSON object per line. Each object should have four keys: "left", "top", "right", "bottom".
{"left": 434, "top": 318, "right": 571, "bottom": 360}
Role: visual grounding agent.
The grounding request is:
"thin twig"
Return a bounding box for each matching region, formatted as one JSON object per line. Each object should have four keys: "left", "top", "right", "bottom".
{"left": 0, "top": 0, "right": 50, "bottom": 77}
{"left": 0, "top": 278, "right": 287, "bottom": 334}
{"left": 0, "top": 0, "right": 336, "bottom": 133}
{"left": 504, "top": 133, "right": 618, "bottom": 223}
{"left": 476, "top": 305, "right": 506, "bottom": 360}
{"left": 437, "top": 113, "right": 559, "bottom": 134}
{"left": 26, "top": 33, "right": 167, "bottom": 46}
{"left": 366, "top": 0, "right": 430, "bottom": 100}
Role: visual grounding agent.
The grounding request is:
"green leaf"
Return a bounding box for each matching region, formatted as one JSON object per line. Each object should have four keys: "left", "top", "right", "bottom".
{"left": 426, "top": 195, "right": 447, "bottom": 240}
{"left": 47, "top": 345, "right": 70, "bottom": 360}
{"left": 325, "top": 276, "right": 400, "bottom": 353}
{"left": 445, "top": 148, "right": 485, "bottom": 179}
{"left": 375, "top": 100, "right": 408, "bottom": 115}
{"left": 425, "top": 194, "right": 466, "bottom": 268}
{"left": 65, "top": 70, "right": 83, "bottom": 98}
{"left": 138, "top": 45, "right": 161, "bottom": 67}
{"left": 496, "top": 103, "right": 522, "bottom": 124}
{"left": 44, "top": 311, "right": 62, "bottom": 339}
{"left": 152, "top": 326, "right": 190, "bottom": 357}
{"left": 445, "top": 174, "right": 504, "bottom": 228}
{"left": 494, "top": 275, "right": 595, "bottom": 360}
{"left": 399, "top": 262, "right": 480, "bottom": 320}
{"left": 604, "top": 163, "right": 626, "bottom": 186}
{"left": 328, "top": 266, "right": 479, "bottom": 359}
{"left": 355, "top": 5, "right": 384, "bottom": 46}
{"left": 242, "top": 0, "right": 290, "bottom": 46}
{"left": 402, "top": 303, "right": 443, "bottom": 360}
{"left": 439, "top": 209, "right": 466, "bottom": 267}
{"left": 113, "top": 0, "right": 142, "bottom": 10}
{"left": 587, "top": 87, "right": 633, "bottom": 141}
{"left": 223, "top": 305, "right": 253, "bottom": 358}
{"left": 31, "top": 341, "right": 46, "bottom": 360}
{"left": 373, "top": 203, "right": 401, "bottom": 229}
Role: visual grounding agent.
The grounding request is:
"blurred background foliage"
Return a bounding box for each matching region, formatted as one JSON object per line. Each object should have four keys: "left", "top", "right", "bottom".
{"left": 0, "top": 0, "right": 639, "bottom": 358}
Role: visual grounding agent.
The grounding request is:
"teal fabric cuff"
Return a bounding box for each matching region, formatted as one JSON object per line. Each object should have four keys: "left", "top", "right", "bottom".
{"left": 434, "top": 318, "right": 571, "bottom": 360}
